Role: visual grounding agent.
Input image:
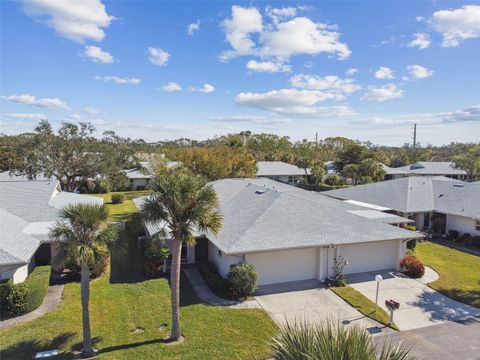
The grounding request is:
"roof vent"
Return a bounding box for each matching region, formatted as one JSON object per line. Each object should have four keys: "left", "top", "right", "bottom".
{"left": 438, "top": 194, "right": 444, "bottom": 198}
{"left": 453, "top": 183, "right": 464, "bottom": 187}
{"left": 255, "top": 188, "right": 268, "bottom": 194}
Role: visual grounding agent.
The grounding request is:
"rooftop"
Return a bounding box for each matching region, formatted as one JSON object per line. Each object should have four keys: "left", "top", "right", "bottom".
{"left": 256, "top": 161, "right": 310, "bottom": 177}
{"left": 382, "top": 162, "right": 466, "bottom": 176}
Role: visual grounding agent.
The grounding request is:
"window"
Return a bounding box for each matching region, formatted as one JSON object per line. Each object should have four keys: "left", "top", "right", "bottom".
{"left": 423, "top": 213, "right": 430, "bottom": 228}
{"left": 476, "top": 220, "right": 480, "bottom": 231}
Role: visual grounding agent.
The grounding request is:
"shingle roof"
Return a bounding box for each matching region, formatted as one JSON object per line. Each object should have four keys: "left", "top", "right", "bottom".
{"left": 383, "top": 162, "right": 466, "bottom": 176}
{"left": 135, "top": 178, "right": 421, "bottom": 255}
{"left": 257, "top": 161, "right": 310, "bottom": 176}
{"left": 0, "top": 172, "right": 103, "bottom": 265}
{"left": 324, "top": 177, "right": 480, "bottom": 219}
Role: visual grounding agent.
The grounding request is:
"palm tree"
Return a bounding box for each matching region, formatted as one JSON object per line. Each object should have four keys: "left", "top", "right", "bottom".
{"left": 141, "top": 169, "right": 222, "bottom": 341}
{"left": 50, "top": 204, "right": 117, "bottom": 357}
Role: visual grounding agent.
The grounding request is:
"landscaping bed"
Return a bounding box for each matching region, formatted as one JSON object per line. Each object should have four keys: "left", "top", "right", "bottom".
{"left": 331, "top": 286, "right": 398, "bottom": 330}
{"left": 415, "top": 241, "right": 480, "bottom": 308}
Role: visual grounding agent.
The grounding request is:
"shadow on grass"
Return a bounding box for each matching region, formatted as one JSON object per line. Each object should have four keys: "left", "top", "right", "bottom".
{"left": 1, "top": 332, "right": 76, "bottom": 360}
{"left": 98, "top": 338, "right": 174, "bottom": 355}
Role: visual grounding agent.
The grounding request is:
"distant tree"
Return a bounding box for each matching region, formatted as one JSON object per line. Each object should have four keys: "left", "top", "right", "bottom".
{"left": 357, "top": 159, "right": 386, "bottom": 184}
{"left": 454, "top": 145, "right": 480, "bottom": 181}
{"left": 334, "top": 142, "right": 369, "bottom": 173}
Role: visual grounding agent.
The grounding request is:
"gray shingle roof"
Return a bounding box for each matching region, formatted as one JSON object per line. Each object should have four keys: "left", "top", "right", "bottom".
{"left": 257, "top": 161, "right": 310, "bottom": 176}
{"left": 0, "top": 172, "right": 103, "bottom": 265}
{"left": 135, "top": 178, "right": 421, "bottom": 255}
{"left": 324, "top": 177, "right": 480, "bottom": 219}
{"left": 383, "top": 162, "right": 466, "bottom": 176}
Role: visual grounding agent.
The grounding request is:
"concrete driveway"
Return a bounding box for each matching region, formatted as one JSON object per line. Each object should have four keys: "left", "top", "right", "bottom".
{"left": 255, "top": 280, "right": 391, "bottom": 335}
{"left": 347, "top": 269, "right": 480, "bottom": 331}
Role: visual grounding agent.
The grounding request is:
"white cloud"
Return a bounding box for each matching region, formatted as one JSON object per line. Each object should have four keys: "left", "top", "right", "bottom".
{"left": 84, "top": 107, "right": 100, "bottom": 114}
{"left": 265, "top": 6, "right": 297, "bottom": 24}
{"left": 66, "top": 113, "right": 82, "bottom": 121}
{"left": 83, "top": 45, "right": 114, "bottom": 64}
{"left": 290, "top": 74, "right": 361, "bottom": 96}
{"left": 148, "top": 47, "right": 170, "bottom": 66}
{"left": 94, "top": 75, "right": 140, "bottom": 84}
{"left": 20, "top": 0, "right": 114, "bottom": 43}
{"left": 162, "top": 82, "right": 182, "bottom": 92}
{"left": 357, "top": 104, "right": 480, "bottom": 126}
{"left": 192, "top": 84, "right": 215, "bottom": 93}
{"left": 235, "top": 88, "right": 355, "bottom": 117}
{"left": 220, "top": 6, "right": 263, "bottom": 60}
{"left": 246, "top": 60, "right": 291, "bottom": 73}
{"left": 431, "top": 4, "right": 480, "bottom": 47}
{"left": 187, "top": 20, "right": 200, "bottom": 36}
{"left": 220, "top": 6, "right": 350, "bottom": 61}
{"left": 2, "top": 94, "right": 70, "bottom": 109}
{"left": 346, "top": 68, "right": 358, "bottom": 76}
{"left": 407, "top": 33, "right": 431, "bottom": 49}
{"left": 374, "top": 66, "right": 395, "bottom": 79}
{"left": 362, "top": 84, "right": 404, "bottom": 102}
{"left": 4, "top": 113, "right": 47, "bottom": 121}
{"left": 208, "top": 114, "right": 289, "bottom": 125}
{"left": 406, "top": 65, "right": 434, "bottom": 79}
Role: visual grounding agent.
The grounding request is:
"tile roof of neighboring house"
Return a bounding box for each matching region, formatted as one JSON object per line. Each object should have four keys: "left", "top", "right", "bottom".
{"left": 382, "top": 162, "right": 466, "bottom": 176}
{"left": 0, "top": 172, "right": 103, "bottom": 266}
{"left": 324, "top": 176, "right": 480, "bottom": 219}
{"left": 256, "top": 161, "right": 310, "bottom": 176}
{"left": 134, "top": 178, "right": 420, "bottom": 255}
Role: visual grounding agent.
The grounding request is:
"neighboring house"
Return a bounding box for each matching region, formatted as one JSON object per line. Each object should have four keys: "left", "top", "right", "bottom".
{"left": 0, "top": 172, "right": 102, "bottom": 283}
{"left": 324, "top": 176, "right": 480, "bottom": 237}
{"left": 256, "top": 161, "right": 310, "bottom": 186}
{"left": 134, "top": 178, "right": 420, "bottom": 286}
{"left": 382, "top": 162, "right": 467, "bottom": 180}
{"left": 125, "top": 161, "right": 179, "bottom": 190}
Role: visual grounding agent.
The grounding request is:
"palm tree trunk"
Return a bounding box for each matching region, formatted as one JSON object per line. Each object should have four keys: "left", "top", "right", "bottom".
{"left": 81, "top": 263, "right": 95, "bottom": 357}
{"left": 170, "top": 238, "right": 183, "bottom": 341}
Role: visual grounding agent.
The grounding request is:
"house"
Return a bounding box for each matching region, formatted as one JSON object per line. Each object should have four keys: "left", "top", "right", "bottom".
{"left": 125, "top": 160, "right": 179, "bottom": 190}
{"left": 256, "top": 161, "right": 310, "bottom": 186}
{"left": 134, "top": 178, "right": 420, "bottom": 286}
{"left": 382, "top": 162, "right": 467, "bottom": 181}
{"left": 0, "top": 172, "right": 103, "bottom": 283}
{"left": 324, "top": 176, "right": 480, "bottom": 237}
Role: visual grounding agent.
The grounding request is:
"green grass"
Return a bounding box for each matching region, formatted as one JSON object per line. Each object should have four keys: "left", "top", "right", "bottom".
{"left": 415, "top": 241, "right": 480, "bottom": 308}
{"left": 92, "top": 190, "right": 151, "bottom": 221}
{"left": 0, "top": 226, "right": 277, "bottom": 360}
{"left": 24, "top": 265, "right": 51, "bottom": 314}
{"left": 331, "top": 286, "right": 398, "bottom": 330}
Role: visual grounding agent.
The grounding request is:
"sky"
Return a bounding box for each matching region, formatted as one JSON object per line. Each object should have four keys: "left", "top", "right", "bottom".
{"left": 1, "top": 0, "right": 479, "bottom": 146}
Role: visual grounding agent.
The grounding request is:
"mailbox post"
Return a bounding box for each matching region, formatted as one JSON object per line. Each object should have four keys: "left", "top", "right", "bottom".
{"left": 385, "top": 299, "right": 400, "bottom": 325}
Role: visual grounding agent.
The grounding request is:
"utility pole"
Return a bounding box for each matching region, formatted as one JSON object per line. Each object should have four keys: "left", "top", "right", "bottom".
{"left": 413, "top": 124, "right": 417, "bottom": 149}
{"left": 315, "top": 131, "right": 318, "bottom": 146}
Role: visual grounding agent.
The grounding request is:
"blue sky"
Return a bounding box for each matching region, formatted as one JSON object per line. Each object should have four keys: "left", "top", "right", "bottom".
{"left": 1, "top": 1, "right": 479, "bottom": 145}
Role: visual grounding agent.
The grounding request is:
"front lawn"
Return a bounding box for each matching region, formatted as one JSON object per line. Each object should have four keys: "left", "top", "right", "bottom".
{"left": 416, "top": 241, "right": 480, "bottom": 308}
{"left": 331, "top": 286, "right": 398, "bottom": 330}
{"left": 92, "top": 190, "right": 151, "bottom": 221}
{"left": 0, "top": 227, "right": 277, "bottom": 359}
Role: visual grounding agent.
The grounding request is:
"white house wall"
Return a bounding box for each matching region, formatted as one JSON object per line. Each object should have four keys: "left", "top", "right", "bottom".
{"left": 446, "top": 214, "right": 480, "bottom": 236}
{"left": 208, "top": 242, "right": 242, "bottom": 278}
{"left": 339, "top": 241, "right": 396, "bottom": 275}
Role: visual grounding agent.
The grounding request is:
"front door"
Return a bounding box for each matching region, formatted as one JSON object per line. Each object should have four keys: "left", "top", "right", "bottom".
{"left": 432, "top": 213, "right": 446, "bottom": 235}
{"left": 195, "top": 237, "right": 209, "bottom": 262}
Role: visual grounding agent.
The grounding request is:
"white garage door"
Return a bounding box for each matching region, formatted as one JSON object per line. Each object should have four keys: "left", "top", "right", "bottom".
{"left": 246, "top": 248, "right": 317, "bottom": 285}
{"left": 341, "top": 241, "right": 395, "bottom": 274}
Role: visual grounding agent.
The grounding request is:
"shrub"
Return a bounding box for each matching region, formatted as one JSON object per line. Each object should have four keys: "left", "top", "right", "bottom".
{"left": 111, "top": 194, "right": 125, "bottom": 204}
{"left": 198, "top": 262, "right": 230, "bottom": 297}
{"left": 23, "top": 265, "right": 51, "bottom": 313}
{"left": 405, "top": 225, "right": 417, "bottom": 232}
{"left": 406, "top": 239, "right": 417, "bottom": 251}
{"left": 400, "top": 255, "right": 425, "bottom": 278}
{"left": 144, "top": 259, "right": 162, "bottom": 278}
{"left": 65, "top": 250, "right": 109, "bottom": 279}
{"left": 228, "top": 262, "right": 258, "bottom": 297}
{"left": 448, "top": 230, "right": 460, "bottom": 241}
{"left": 456, "top": 233, "right": 472, "bottom": 244}
{"left": 271, "top": 321, "right": 414, "bottom": 360}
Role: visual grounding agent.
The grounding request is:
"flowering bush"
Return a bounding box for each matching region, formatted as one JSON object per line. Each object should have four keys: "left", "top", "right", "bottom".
{"left": 400, "top": 255, "right": 425, "bottom": 278}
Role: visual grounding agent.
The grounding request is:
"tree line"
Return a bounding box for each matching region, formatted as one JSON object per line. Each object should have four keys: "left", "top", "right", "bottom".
{"left": 1, "top": 121, "right": 479, "bottom": 191}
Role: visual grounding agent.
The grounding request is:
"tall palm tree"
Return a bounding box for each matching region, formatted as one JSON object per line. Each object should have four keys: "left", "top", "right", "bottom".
{"left": 50, "top": 204, "right": 117, "bottom": 357}
{"left": 141, "top": 169, "right": 222, "bottom": 341}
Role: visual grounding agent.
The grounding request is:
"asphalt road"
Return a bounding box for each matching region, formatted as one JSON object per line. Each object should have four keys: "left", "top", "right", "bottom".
{"left": 377, "top": 318, "right": 480, "bottom": 360}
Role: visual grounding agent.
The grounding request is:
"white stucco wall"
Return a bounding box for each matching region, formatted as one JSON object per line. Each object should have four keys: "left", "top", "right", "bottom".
{"left": 130, "top": 178, "right": 148, "bottom": 189}
{"left": 208, "top": 242, "right": 242, "bottom": 278}
{"left": 446, "top": 214, "right": 480, "bottom": 236}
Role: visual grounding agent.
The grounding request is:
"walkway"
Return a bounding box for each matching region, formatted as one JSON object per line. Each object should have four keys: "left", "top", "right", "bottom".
{"left": 0, "top": 284, "right": 65, "bottom": 329}
{"left": 183, "top": 268, "right": 261, "bottom": 309}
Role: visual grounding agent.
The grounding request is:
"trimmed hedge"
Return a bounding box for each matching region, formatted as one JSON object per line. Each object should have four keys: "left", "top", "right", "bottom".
{"left": 198, "top": 262, "right": 230, "bottom": 298}
{"left": 111, "top": 194, "right": 125, "bottom": 204}
{"left": 228, "top": 262, "right": 258, "bottom": 297}
{"left": 400, "top": 255, "right": 425, "bottom": 278}
{"left": 0, "top": 265, "right": 51, "bottom": 319}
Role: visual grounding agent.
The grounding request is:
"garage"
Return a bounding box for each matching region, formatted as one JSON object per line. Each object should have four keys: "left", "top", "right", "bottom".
{"left": 340, "top": 241, "right": 395, "bottom": 274}
{"left": 245, "top": 248, "right": 317, "bottom": 285}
